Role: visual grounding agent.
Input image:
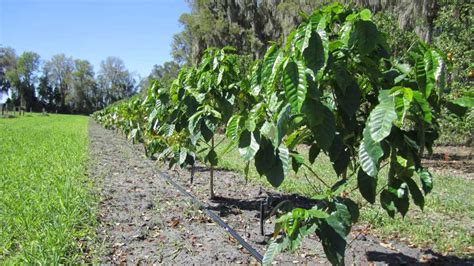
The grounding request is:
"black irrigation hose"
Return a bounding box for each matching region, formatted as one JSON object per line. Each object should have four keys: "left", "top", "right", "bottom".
{"left": 145, "top": 160, "right": 264, "bottom": 263}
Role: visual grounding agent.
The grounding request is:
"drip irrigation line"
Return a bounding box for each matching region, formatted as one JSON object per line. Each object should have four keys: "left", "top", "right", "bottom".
{"left": 143, "top": 159, "right": 264, "bottom": 263}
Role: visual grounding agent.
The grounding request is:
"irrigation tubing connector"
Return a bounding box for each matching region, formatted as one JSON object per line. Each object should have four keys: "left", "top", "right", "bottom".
{"left": 144, "top": 160, "right": 264, "bottom": 263}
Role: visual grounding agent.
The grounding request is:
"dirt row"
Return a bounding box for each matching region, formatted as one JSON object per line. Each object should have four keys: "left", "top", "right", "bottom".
{"left": 88, "top": 120, "right": 472, "bottom": 264}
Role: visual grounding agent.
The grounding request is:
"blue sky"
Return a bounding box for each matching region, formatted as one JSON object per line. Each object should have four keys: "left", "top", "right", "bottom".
{"left": 0, "top": 0, "right": 189, "bottom": 79}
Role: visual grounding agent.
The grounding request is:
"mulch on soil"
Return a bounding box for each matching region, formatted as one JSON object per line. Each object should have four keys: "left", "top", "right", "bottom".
{"left": 88, "top": 120, "right": 472, "bottom": 264}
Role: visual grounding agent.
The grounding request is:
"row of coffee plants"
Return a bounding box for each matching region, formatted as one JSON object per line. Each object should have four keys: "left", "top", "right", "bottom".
{"left": 93, "top": 4, "right": 471, "bottom": 265}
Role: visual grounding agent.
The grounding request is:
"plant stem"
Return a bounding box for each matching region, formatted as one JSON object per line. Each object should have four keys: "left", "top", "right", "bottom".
{"left": 302, "top": 163, "right": 330, "bottom": 188}
{"left": 210, "top": 135, "right": 215, "bottom": 199}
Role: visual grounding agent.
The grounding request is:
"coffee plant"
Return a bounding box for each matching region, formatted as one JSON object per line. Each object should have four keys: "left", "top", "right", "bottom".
{"left": 93, "top": 3, "right": 468, "bottom": 265}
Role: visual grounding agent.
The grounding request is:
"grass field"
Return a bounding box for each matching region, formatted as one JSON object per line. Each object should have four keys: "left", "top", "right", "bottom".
{"left": 212, "top": 136, "right": 474, "bottom": 257}
{"left": 0, "top": 114, "right": 96, "bottom": 264}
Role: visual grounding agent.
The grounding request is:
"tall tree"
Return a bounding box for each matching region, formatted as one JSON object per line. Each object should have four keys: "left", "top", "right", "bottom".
{"left": 0, "top": 47, "right": 17, "bottom": 95}
{"left": 71, "top": 59, "right": 98, "bottom": 113}
{"left": 97, "top": 56, "right": 136, "bottom": 105}
{"left": 44, "top": 54, "right": 74, "bottom": 112}
{"left": 37, "top": 69, "right": 56, "bottom": 110}
{"left": 5, "top": 51, "right": 40, "bottom": 109}
{"left": 173, "top": 0, "right": 439, "bottom": 65}
{"left": 141, "top": 61, "right": 180, "bottom": 91}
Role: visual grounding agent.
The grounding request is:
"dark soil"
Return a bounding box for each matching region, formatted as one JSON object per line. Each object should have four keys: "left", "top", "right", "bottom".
{"left": 88, "top": 120, "right": 473, "bottom": 264}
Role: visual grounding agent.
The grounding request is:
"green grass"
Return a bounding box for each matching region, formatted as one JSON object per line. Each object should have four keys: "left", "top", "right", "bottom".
{"left": 0, "top": 114, "right": 96, "bottom": 264}
{"left": 212, "top": 135, "right": 473, "bottom": 257}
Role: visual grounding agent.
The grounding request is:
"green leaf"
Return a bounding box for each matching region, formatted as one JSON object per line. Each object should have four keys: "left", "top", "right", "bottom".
{"left": 278, "top": 145, "right": 290, "bottom": 177}
{"left": 284, "top": 60, "right": 307, "bottom": 113}
{"left": 148, "top": 108, "right": 158, "bottom": 122}
{"left": 357, "top": 168, "right": 377, "bottom": 204}
{"left": 328, "top": 135, "right": 350, "bottom": 176}
{"left": 394, "top": 183, "right": 409, "bottom": 217}
{"left": 417, "top": 168, "right": 433, "bottom": 194}
{"left": 188, "top": 110, "right": 203, "bottom": 135}
{"left": 413, "top": 91, "right": 432, "bottom": 123}
{"left": 226, "top": 115, "right": 241, "bottom": 141}
{"left": 368, "top": 92, "right": 397, "bottom": 142}
{"left": 359, "top": 127, "right": 384, "bottom": 177}
{"left": 238, "top": 130, "right": 260, "bottom": 161}
{"left": 255, "top": 138, "right": 285, "bottom": 187}
{"left": 317, "top": 202, "right": 351, "bottom": 266}
{"left": 359, "top": 9, "right": 372, "bottom": 21}
{"left": 307, "top": 208, "right": 330, "bottom": 219}
{"left": 262, "top": 238, "right": 288, "bottom": 266}
{"left": 406, "top": 178, "right": 424, "bottom": 210}
{"left": 262, "top": 44, "right": 284, "bottom": 91}
{"left": 277, "top": 104, "right": 292, "bottom": 147}
{"left": 335, "top": 68, "right": 361, "bottom": 116}
{"left": 206, "top": 149, "right": 218, "bottom": 166}
{"left": 309, "top": 144, "right": 320, "bottom": 164}
{"left": 414, "top": 56, "right": 427, "bottom": 95}
{"left": 452, "top": 96, "right": 474, "bottom": 108}
{"left": 310, "top": 103, "right": 336, "bottom": 151}
{"left": 178, "top": 150, "right": 187, "bottom": 165}
{"left": 200, "top": 121, "right": 213, "bottom": 142}
{"left": 380, "top": 189, "right": 397, "bottom": 218}
{"left": 423, "top": 49, "right": 445, "bottom": 97}
{"left": 302, "top": 30, "right": 325, "bottom": 77}
{"left": 291, "top": 152, "right": 304, "bottom": 173}
{"left": 341, "top": 198, "right": 359, "bottom": 223}
{"left": 260, "top": 121, "right": 278, "bottom": 148}
{"left": 245, "top": 117, "right": 257, "bottom": 132}
{"left": 391, "top": 86, "right": 413, "bottom": 122}
{"left": 445, "top": 101, "right": 468, "bottom": 116}
{"left": 350, "top": 20, "right": 378, "bottom": 55}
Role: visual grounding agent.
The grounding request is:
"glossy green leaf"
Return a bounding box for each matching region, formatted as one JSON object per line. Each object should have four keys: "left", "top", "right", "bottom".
{"left": 417, "top": 168, "right": 433, "bottom": 194}
{"left": 413, "top": 91, "right": 432, "bottom": 123}
{"left": 368, "top": 92, "right": 397, "bottom": 142}
{"left": 238, "top": 130, "right": 260, "bottom": 161}
{"left": 226, "top": 115, "right": 241, "bottom": 141}
{"left": 359, "top": 127, "right": 384, "bottom": 177}
{"left": 357, "top": 168, "right": 377, "bottom": 204}
{"left": 283, "top": 60, "right": 307, "bottom": 113}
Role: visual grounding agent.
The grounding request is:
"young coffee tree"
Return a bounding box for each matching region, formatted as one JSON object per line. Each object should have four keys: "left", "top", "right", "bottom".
{"left": 184, "top": 47, "right": 246, "bottom": 199}
{"left": 227, "top": 4, "right": 447, "bottom": 265}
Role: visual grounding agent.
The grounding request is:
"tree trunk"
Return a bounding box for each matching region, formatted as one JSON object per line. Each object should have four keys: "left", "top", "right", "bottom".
{"left": 210, "top": 136, "right": 215, "bottom": 199}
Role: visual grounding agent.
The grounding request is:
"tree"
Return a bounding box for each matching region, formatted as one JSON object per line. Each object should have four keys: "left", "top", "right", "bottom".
{"left": 173, "top": 0, "right": 320, "bottom": 64}
{"left": 5, "top": 51, "right": 40, "bottom": 109}
{"left": 44, "top": 54, "right": 74, "bottom": 112}
{"left": 141, "top": 61, "right": 180, "bottom": 91}
{"left": 37, "top": 70, "right": 55, "bottom": 110}
{"left": 70, "top": 59, "right": 98, "bottom": 113}
{"left": 97, "top": 56, "right": 136, "bottom": 105}
{"left": 172, "top": 0, "right": 440, "bottom": 66}
{"left": 0, "top": 46, "right": 17, "bottom": 95}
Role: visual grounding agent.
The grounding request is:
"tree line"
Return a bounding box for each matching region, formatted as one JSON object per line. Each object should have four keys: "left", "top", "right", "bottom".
{"left": 0, "top": 48, "right": 139, "bottom": 114}
{"left": 0, "top": 46, "right": 182, "bottom": 114}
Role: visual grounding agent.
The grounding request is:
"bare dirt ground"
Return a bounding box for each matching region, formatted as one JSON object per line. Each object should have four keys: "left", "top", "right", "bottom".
{"left": 423, "top": 146, "right": 473, "bottom": 180}
{"left": 88, "top": 120, "right": 473, "bottom": 264}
